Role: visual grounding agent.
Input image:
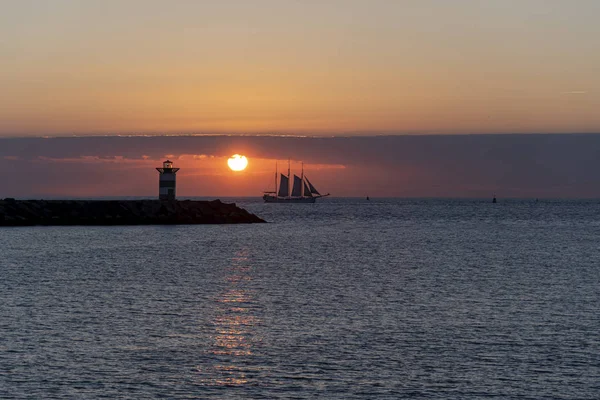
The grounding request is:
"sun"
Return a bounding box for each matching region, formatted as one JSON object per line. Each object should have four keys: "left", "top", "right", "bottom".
{"left": 227, "top": 154, "right": 248, "bottom": 171}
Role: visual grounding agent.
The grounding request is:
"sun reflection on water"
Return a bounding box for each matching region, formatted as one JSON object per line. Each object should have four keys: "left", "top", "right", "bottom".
{"left": 198, "top": 249, "right": 262, "bottom": 387}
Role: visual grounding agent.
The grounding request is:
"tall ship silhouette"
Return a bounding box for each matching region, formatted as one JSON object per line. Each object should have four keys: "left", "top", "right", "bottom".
{"left": 263, "top": 161, "right": 330, "bottom": 203}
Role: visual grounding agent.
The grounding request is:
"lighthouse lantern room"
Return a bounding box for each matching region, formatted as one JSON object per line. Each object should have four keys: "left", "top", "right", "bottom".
{"left": 156, "top": 160, "right": 180, "bottom": 200}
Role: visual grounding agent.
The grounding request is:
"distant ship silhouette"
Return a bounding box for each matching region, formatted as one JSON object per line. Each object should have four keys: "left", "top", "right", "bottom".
{"left": 263, "top": 160, "right": 329, "bottom": 203}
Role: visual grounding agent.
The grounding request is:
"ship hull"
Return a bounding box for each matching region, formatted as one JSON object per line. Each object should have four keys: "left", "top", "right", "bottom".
{"left": 263, "top": 195, "right": 317, "bottom": 203}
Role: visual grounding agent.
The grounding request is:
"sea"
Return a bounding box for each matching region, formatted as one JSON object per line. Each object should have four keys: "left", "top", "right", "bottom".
{"left": 1, "top": 198, "right": 599, "bottom": 399}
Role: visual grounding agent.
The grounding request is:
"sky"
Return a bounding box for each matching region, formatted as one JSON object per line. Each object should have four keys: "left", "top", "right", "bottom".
{"left": 2, "top": 1, "right": 599, "bottom": 197}
{"left": 1, "top": 0, "right": 600, "bottom": 136}
{"left": 2, "top": 134, "right": 600, "bottom": 198}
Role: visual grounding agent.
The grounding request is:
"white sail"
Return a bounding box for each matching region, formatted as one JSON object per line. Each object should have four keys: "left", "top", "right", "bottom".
{"left": 291, "top": 175, "right": 302, "bottom": 197}
{"left": 305, "top": 177, "right": 320, "bottom": 195}
{"left": 303, "top": 182, "right": 312, "bottom": 197}
{"left": 278, "top": 174, "right": 289, "bottom": 197}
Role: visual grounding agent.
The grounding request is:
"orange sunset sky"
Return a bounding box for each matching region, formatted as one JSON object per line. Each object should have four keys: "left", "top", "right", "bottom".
{"left": 1, "top": 0, "right": 599, "bottom": 136}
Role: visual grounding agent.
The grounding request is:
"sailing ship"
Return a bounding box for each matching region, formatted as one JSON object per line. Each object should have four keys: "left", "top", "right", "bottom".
{"left": 263, "top": 161, "right": 330, "bottom": 203}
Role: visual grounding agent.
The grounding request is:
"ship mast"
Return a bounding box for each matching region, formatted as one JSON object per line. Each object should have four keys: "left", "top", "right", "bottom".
{"left": 275, "top": 161, "right": 278, "bottom": 196}
{"left": 301, "top": 162, "right": 304, "bottom": 197}
{"left": 287, "top": 158, "right": 291, "bottom": 199}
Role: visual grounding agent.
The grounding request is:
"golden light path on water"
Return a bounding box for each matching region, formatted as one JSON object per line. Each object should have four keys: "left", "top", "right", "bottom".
{"left": 199, "top": 249, "right": 262, "bottom": 387}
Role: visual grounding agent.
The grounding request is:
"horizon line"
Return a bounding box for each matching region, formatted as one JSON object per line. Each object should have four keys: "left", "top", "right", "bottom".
{"left": 5, "top": 195, "right": 599, "bottom": 201}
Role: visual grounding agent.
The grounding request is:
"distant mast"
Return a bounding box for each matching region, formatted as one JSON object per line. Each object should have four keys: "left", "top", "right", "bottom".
{"left": 301, "top": 162, "right": 304, "bottom": 196}
{"left": 156, "top": 160, "right": 180, "bottom": 200}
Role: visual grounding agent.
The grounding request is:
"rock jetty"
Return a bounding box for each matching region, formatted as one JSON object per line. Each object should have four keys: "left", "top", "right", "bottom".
{"left": 0, "top": 199, "right": 265, "bottom": 226}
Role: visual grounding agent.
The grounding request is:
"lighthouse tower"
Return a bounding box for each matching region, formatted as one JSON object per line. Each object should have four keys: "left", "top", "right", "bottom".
{"left": 156, "top": 160, "right": 180, "bottom": 200}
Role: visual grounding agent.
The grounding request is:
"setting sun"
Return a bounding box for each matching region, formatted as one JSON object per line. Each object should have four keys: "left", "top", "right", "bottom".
{"left": 227, "top": 154, "right": 248, "bottom": 171}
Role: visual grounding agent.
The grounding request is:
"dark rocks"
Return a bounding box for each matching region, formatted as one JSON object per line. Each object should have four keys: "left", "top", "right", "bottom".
{"left": 0, "top": 199, "right": 265, "bottom": 226}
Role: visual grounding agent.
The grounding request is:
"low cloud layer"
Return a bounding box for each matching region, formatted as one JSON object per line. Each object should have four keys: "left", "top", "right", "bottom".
{"left": 1, "top": 134, "right": 599, "bottom": 198}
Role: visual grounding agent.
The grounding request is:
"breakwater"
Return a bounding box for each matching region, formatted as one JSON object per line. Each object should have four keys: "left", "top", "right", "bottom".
{"left": 0, "top": 199, "right": 265, "bottom": 226}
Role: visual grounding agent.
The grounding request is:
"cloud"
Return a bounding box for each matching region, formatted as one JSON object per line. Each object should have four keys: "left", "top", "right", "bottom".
{"left": 1, "top": 134, "right": 600, "bottom": 197}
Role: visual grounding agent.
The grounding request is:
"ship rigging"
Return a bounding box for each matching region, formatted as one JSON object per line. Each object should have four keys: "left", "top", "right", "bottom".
{"left": 263, "top": 160, "right": 329, "bottom": 203}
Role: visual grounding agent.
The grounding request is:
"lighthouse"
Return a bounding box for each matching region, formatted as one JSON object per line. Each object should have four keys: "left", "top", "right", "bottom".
{"left": 156, "top": 160, "right": 180, "bottom": 200}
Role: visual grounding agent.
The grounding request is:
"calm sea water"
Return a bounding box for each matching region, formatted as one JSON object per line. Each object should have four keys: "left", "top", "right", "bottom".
{"left": 1, "top": 198, "right": 599, "bottom": 399}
